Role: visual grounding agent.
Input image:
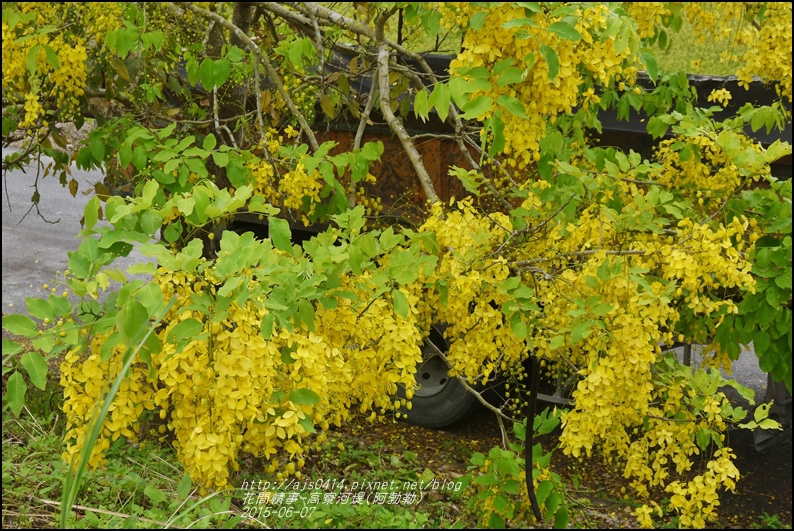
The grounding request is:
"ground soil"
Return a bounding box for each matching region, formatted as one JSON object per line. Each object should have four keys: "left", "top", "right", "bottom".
{"left": 335, "top": 402, "right": 792, "bottom": 528}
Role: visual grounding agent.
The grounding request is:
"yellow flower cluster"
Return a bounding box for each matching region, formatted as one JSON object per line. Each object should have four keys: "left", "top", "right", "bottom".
{"left": 646, "top": 448, "right": 739, "bottom": 528}
{"left": 659, "top": 217, "right": 754, "bottom": 315}
{"left": 624, "top": 361, "right": 740, "bottom": 527}
{"left": 473, "top": 144, "right": 758, "bottom": 522}
{"left": 656, "top": 133, "right": 767, "bottom": 200}
{"left": 448, "top": 3, "right": 641, "bottom": 167}
{"left": 551, "top": 257, "right": 678, "bottom": 458}
{"left": 684, "top": 3, "right": 792, "bottom": 101}
{"left": 315, "top": 276, "right": 424, "bottom": 419}
{"left": 707, "top": 88, "right": 732, "bottom": 107}
{"left": 625, "top": 2, "right": 671, "bottom": 40}
{"left": 61, "top": 243, "right": 427, "bottom": 488}
{"left": 418, "top": 199, "right": 525, "bottom": 383}
{"left": 279, "top": 162, "right": 323, "bottom": 225}
{"left": 60, "top": 336, "right": 156, "bottom": 468}
{"left": 2, "top": 3, "right": 116, "bottom": 131}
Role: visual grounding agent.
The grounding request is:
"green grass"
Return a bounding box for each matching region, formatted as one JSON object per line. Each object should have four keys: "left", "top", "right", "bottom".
{"left": 652, "top": 16, "right": 747, "bottom": 76}
{"left": 2, "top": 379, "right": 243, "bottom": 529}
{"left": 226, "top": 427, "right": 473, "bottom": 529}
{"left": 2, "top": 380, "right": 472, "bottom": 529}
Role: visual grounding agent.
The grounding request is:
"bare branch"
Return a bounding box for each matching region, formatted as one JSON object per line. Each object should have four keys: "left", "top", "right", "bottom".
{"left": 211, "top": 85, "right": 238, "bottom": 149}
{"left": 180, "top": 2, "right": 320, "bottom": 151}
{"left": 513, "top": 248, "right": 651, "bottom": 270}
{"left": 301, "top": 2, "right": 376, "bottom": 39}
{"left": 374, "top": 10, "right": 440, "bottom": 204}
{"left": 422, "top": 333, "right": 521, "bottom": 443}
{"left": 348, "top": 74, "right": 379, "bottom": 206}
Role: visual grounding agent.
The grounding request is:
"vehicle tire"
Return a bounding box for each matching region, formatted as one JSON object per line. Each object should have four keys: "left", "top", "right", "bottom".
{"left": 398, "top": 325, "right": 479, "bottom": 428}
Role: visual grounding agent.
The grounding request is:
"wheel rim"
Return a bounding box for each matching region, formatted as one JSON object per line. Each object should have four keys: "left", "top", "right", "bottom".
{"left": 413, "top": 355, "right": 451, "bottom": 398}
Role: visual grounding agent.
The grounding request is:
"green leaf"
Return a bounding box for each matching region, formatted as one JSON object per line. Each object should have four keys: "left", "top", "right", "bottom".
{"left": 596, "top": 259, "right": 611, "bottom": 281}
{"left": 261, "top": 314, "right": 276, "bottom": 340}
{"left": 176, "top": 474, "right": 192, "bottom": 499}
{"left": 166, "top": 318, "right": 204, "bottom": 344}
{"left": 202, "top": 134, "right": 217, "bottom": 151}
{"left": 658, "top": 28, "right": 668, "bottom": 50}
{"left": 497, "top": 95, "right": 527, "bottom": 118}
{"left": 535, "top": 480, "right": 554, "bottom": 504}
{"left": 570, "top": 321, "right": 593, "bottom": 343}
{"left": 493, "top": 493, "right": 512, "bottom": 516}
{"left": 281, "top": 346, "right": 297, "bottom": 364}
{"left": 696, "top": 428, "right": 711, "bottom": 450}
{"left": 298, "top": 299, "right": 315, "bottom": 330}
{"left": 470, "top": 452, "right": 486, "bottom": 466}
{"left": 226, "top": 159, "right": 248, "bottom": 187}
{"left": 540, "top": 45, "right": 559, "bottom": 80}
{"left": 549, "top": 335, "right": 565, "bottom": 350}
{"left": 298, "top": 416, "right": 316, "bottom": 434}
{"left": 144, "top": 485, "right": 167, "bottom": 505}
{"left": 641, "top": 51, "right": 658, "bottom": 82}
{"left": 3, "top": 339, "right": 24, "bottom": 356}
{"left": 289, "top": 388, "right": 321, "bottom": 406}
{"left": 497, "top": 67, "right": 526, "bottom": 87}
{"left": 469, "top": 11, "right": 488, "bottom": 30}
{"left": 268, "top": 217, "right": 292, "bottom": 253}
{"left": 5, "top": 371, "right": 27, "bottom": 416}
{"left": 118, "top": 142, "right": 133, "bottom": 168}
{"left": 414, "top": 88, "right": 429, "bottom": 121}
{"left": 132, "top": 146, "right": 148, "bottom": 171}
{"left": 84, "top": 196, "right": 100, "bottom": 231}
{"left": 212, "top": 151, "right": 229, "bottom": 168}
{"left": 513, "top": 421, "right": 526, "bottom": 441}
{"left": 775, "top": 274, "right": 792, "bottom": 290}
{"left": 501, "top": 17, "right": 537, "bottom": 29}
{"left": 430, "top": 83, "right": 451, "bottom": 122}
{"left": 25, "top": 297, "right": 56, "bottom": 321}
{"left": 3, "top": 314, "right": 39, "bottom": 338}
{"left": 460, "top": 95, "right": 493, "bottom": 119}
{"left": 20, "top": 351, "right": 48, "bottom": 390}
{"left": 199, "top": 58, "right": 231, "bottom": 89}
{"left": 138, "top": 283, "right": 164, "bottom": 315}
{"left": 547, "top": 21, "right": 582, "bottom": 41}
{"left": 392, "top": 289, "right": 409, "bottom": 318}
{"left": 90, "top": 138, "right": 106, "bottom": 163}
{"left": 614, "top": 27, "right": 630, "bottom": 54}
{"left": 319, "top": 93, "right": 336, "bottom": 119}
{"left": 27, "top": 44, "right": 41, "bottom": 76}
{"left": 474, "top": 470, "right": 499, "bottom": 486}
{"left": 510, "top": 313, "right": 528, "bottom": 338}
{"left": 117, "top": 301, "right": 150, "bottom": 345}
{"left": 546, "top": 492, "right": 563, "bottom": 521}
{"left": 497, "top": 478, "right": 520, "bottom": 495}
{"left": 43, "top": 44, "right": 59, "bottom": 69}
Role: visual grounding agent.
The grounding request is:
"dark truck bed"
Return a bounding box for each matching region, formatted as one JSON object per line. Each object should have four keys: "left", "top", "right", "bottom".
{"left": 233, "top": 54, "right": 791, "bottom": 237}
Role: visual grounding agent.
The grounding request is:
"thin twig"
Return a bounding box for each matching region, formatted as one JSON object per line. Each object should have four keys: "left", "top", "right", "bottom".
{"left": 182, "top": 3, "right": 319, "bottom": 151}
{"left": 349, "top": 72, "right": 379, "bottom": 206}
{"left": 212, "top": 86, "right": 238, "bottom": 149}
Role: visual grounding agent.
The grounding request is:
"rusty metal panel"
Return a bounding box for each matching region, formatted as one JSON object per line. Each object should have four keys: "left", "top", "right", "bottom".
{"left": 316, "top": 128, "right": 472, "bottom": 220}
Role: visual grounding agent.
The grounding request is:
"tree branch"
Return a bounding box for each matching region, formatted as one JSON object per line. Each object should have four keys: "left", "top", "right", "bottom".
{"left": 374, "top": 10, "right": 440, "bottom": 204}
{"left": 513, "top": 248, "right": 651, "bottom": 269}
{"left": 181, "top": 2, "right": 320, "bottom": 151}
{"left": 422, "top": 333, "right": 520, "bottom": 447}
{"left": 349, "top": 74, "right": 379, "bottom": 206}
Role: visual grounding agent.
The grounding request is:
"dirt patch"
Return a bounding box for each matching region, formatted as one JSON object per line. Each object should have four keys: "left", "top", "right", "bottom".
{"left": 333, "top": 403, "right": 792, "bottom": 528}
